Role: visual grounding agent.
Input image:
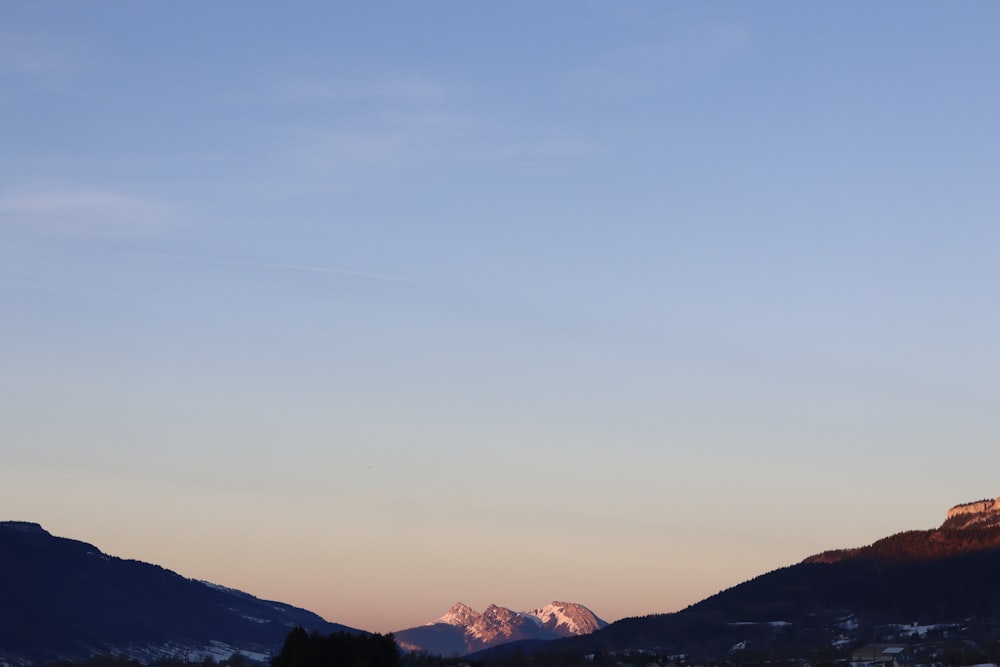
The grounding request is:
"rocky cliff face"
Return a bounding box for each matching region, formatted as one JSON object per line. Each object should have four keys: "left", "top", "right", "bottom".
{"left": 943, "top": 497, "right": 1000, "bottom": 529}
{"left": 805, "top": 497, "right": 1000, "bottom": 564}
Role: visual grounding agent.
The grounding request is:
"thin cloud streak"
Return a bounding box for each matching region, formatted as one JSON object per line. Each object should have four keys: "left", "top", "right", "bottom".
{"left": 0, "top": 31, "right": 77, "bottom": 74}
{"left": 0, "top": 186, "right": 172, "bottom": 239}
{"left": 0, "top": 189, "right": 147, "bottom": 215}
{"left": 155, "top": 252, "right": 437, "bottom": 286}
{"left": 268, "top": 76, "right": 449, "bottom": 106}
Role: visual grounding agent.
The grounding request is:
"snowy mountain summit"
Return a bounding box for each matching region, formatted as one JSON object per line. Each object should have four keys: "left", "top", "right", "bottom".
{"left": 395, "top": 601, "right": 607, "bottom": 656}
{"left": 436, "top": 602, "right": 482, "bottom": 628}
{"left": 525, "top": 601, "right": 608, "bottom": 637}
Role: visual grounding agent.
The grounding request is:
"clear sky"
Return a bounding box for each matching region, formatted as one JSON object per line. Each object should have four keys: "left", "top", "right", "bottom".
{"left": 3, "top": 1, "right": 1000, "bottom": 634}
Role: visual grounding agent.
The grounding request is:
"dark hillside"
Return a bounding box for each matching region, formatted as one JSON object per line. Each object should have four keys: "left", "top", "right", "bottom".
{"left": 0, "top": 522, "right": 354, "bottom": 662}
{"left": 491, "top": 502, "right": 1000, "bottom": 661}
{"left": 689, "top": 547, "right": 1000, "bottom": 622}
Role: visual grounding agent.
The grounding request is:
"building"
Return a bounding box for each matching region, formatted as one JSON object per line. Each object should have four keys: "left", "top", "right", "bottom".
{"left": 851, "top": 644, "right": 912, "bottom": 667}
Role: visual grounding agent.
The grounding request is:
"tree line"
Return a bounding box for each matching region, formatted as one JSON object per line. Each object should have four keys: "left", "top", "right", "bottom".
{"left": 271, "top": 628, "right": 400, "bottom": 667}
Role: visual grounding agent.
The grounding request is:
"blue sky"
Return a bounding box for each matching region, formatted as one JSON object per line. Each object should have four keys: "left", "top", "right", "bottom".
{"left": 3, "top": 1, "right": 1000, "bottom": 632}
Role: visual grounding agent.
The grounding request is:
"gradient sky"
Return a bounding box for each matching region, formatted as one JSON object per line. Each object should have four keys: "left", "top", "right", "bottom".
{"left": 3, "top": 1, "right": 1000, "bottom": 634}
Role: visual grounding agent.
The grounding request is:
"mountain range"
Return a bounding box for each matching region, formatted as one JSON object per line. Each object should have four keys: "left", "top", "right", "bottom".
{"left": 392, "top": 601, "right": 607, "bottom": 656}
{"left": 8, "top": 497, "right": 1000, "bottom": 665}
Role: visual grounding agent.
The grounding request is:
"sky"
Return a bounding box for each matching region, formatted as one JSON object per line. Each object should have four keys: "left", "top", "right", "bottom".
{"left": 2, "top": 1, "right": 1000, "bottom": 634}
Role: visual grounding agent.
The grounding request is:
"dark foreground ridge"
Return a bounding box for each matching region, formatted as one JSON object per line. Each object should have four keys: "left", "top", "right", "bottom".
{"left": 0, "top": 522, "right": 357, "bottom": 663}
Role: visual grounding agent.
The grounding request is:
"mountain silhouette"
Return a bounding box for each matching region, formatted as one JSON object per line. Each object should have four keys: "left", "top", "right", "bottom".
{"left": 0, "top": 522, "right": 356, "bottom": 663}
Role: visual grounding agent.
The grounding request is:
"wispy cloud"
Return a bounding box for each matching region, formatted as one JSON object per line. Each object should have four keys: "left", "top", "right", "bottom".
{"left": 583, "top": 24, "right": 752, "bottom": 92}
{"left": 269, "top": 103, "right": 602, "bottom": 188}
{"left": 0, "top": 31, "right": 80, "bottom": 75}
{"left": 269, "top": 76, "right": 449, "bottom": 106}
{"left": 155, "top": 253, "right": 435, "bottom": 286}
{"left": 218, "top": 74, "right": 473, "bottom": 193}
{"left": 499, "top": 137, "right": 605, "bottom": 161}
{"left": 0, "top": 187, "right": 171, "bottom": 238}
{"left": 0, "top": 190, "right": 142, "bottom": 214}
{"left": 217, "top": 72, "right": 605, "bottom": 197}
{"left": 279, "top": 109, "right": 476, "bottom": 169}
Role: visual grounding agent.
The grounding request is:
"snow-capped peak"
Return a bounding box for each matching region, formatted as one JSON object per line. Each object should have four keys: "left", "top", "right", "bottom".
{"left": 399, "top": 601, "right": 607, "bottom": 657}
{"left": 434, "top": 602, "right": 481, "bottom": 627}
{"left": 524, "top": 601, "right": 608, "bottom": 637}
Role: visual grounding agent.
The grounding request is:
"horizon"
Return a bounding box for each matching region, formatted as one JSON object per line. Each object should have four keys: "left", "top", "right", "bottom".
{"left": 3, "top": 494, "right": 972, "bottom": 633}
{"left": 3, "top": 1, "right": 1000, "bottom": 635}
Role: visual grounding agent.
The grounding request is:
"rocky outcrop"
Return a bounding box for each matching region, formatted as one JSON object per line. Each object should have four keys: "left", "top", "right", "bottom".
{"left": 805, "top": 496, "right": 1000, "bottom": 565}
{"left": 944, "top": 497, "right": 1000, "bottom": 528}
